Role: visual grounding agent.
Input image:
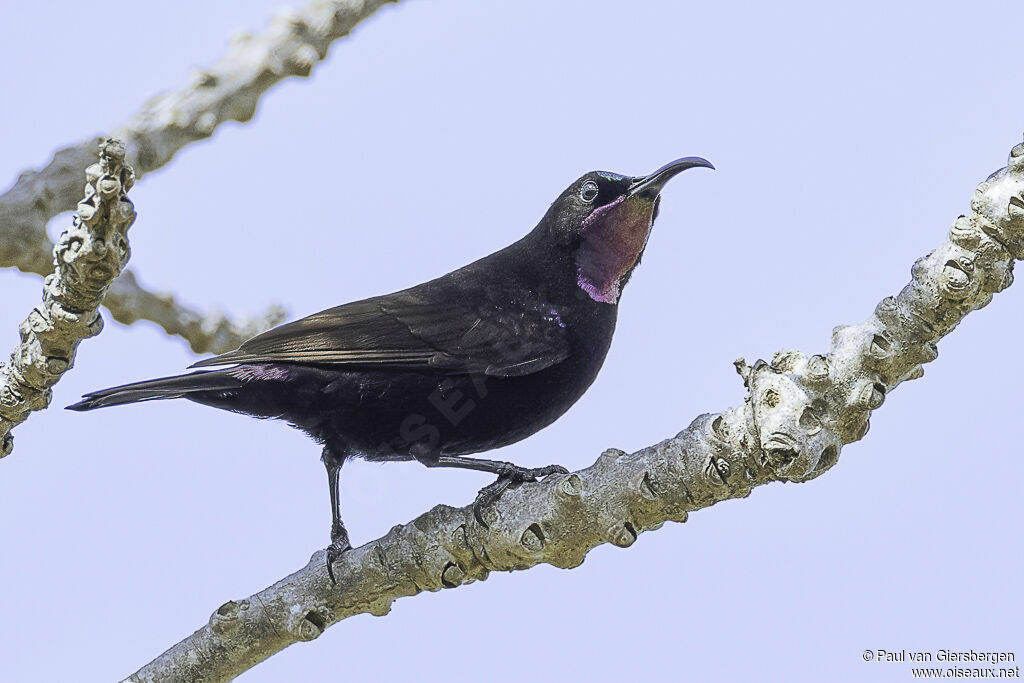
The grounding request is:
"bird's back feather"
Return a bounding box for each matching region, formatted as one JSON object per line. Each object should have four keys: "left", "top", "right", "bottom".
{"left": 190, "top": 278, "right": 572, "bottom": 377}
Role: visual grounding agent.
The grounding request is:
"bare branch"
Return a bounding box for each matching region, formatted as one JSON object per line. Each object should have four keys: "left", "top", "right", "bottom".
{"left": 0, "top": 144, "right": 98, "bottom": 276}
{"left": 103, "top": 272, "right": 287, "bottom": 354}
{"left": 124, "top": 141, "right": 1024, "bottom": 682}
{"left": 0, "top": 214, "right": 281, "bottom": 356}
{"left": 0, "top": 140, "right": 136, "bottom": 457}
{"left": 0, "top": 0, "right": 396, "bottom": 349}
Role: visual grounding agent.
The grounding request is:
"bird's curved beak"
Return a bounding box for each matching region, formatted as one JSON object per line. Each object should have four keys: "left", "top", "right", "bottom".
{"left": 627, "top": 157, "right": 715, "bottom": 198}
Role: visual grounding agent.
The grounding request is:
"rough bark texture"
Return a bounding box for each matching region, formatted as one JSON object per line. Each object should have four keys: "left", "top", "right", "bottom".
{"left": 123, "top": 141, "right": 1024, "bottom": 683}
{"left": 0, "top": 140, "right": 136, "bottom": 457}
{"left": 0, "top": 0, "right": 395, "bottom": 353}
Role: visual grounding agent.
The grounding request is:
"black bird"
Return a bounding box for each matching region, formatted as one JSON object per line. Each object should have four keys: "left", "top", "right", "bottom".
{"left": 68, "top": 157, "right": 713, "bottom": 579}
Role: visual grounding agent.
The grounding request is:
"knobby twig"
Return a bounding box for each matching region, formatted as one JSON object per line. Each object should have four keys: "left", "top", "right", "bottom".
{"left": 0, "top": 140, "right": 136, "bottom": 457}
{"left": 124, "top": 142, "right": 1024, "bottom": 682}
{"left": 0, "top": 0, "right": 397, "bottom": 352}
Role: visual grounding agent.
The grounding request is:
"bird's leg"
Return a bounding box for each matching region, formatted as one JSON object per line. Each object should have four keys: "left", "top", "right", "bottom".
{"left": 411, "top": 448, "right": 567, "bottom": 479}
{"left": 409, "top": 446, "right": 568, "bottom": 527}
{"left": 322, "top": 445, "right": 351, "bottom": 584}
{"left": 434, "top": 454, "right": 569, "bottom": 481}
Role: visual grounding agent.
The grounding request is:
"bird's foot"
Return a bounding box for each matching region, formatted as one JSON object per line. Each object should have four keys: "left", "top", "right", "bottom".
{"left": 498, "top": 463, "right": 571, "bottom": 481}
{"left": 472, "top": 463, "right": 569, "bottom": 527}
{"left": 325, "top": 524, "right": 352, "bottom": 584}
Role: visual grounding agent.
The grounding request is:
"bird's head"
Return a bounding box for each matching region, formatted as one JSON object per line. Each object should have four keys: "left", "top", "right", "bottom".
{"left": 537, "top": 157, "right": 714, "bottom": 304}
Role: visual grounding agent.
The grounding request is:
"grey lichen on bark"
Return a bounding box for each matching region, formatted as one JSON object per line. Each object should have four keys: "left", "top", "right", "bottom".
{"left": 0, "top": 0, "right": 395, "bottom": 352}
{"left": 125, "top": 142, "right": 1024, "bottom": 683}
{"left": 0, "top": 140, "right": 136, "bottom": 457}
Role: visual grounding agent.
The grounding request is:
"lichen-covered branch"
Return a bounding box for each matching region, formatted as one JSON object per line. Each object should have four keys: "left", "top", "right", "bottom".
{"left": 0, "top": 0, "right": 397, "bottom": 256}
{"left": 0, "top": 0, "right": 395, "bottom": 349}
{"left": 0, "top": 223, "right": 284, "bottom": 355}
{"left": 124, "top": 143, "right": 1024, "bottom": 682}
{"left": 0, "top": 140, "right": 136, "bottom": 457}
{"left": 103, "top": 272, "right": 287, "bottom": 354}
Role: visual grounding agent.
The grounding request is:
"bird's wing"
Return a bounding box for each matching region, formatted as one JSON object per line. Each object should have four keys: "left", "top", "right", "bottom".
{"left": 189, "top": 289, "right": 571, "bottom": 377}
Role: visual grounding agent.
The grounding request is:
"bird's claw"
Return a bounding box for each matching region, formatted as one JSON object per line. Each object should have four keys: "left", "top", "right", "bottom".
{"left": 472, "top": 463, "right": 569, "bottom": 528}
{"left": 325, "top": 527, "right": 352, "bottom": 584}
{"left": 473, "top": 477, "right": 512, "bottom": 527}
{"left": 515, "top": 464, "right": 571, "bottom": 480}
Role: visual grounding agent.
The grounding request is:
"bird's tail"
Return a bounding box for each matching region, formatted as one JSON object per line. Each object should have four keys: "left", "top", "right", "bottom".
{"left": 66, "top": 371, "right": 242, "bottom": 411}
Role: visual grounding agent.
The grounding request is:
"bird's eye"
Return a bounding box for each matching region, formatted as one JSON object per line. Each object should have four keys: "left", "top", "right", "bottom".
{"left": 580, "top": 180, "right": 599, "bottom": 203}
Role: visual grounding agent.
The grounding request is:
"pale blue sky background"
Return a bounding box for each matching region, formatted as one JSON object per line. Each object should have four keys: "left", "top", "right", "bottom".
{"left": 1, "top": 2, "right": 1021, "bottom": 681}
